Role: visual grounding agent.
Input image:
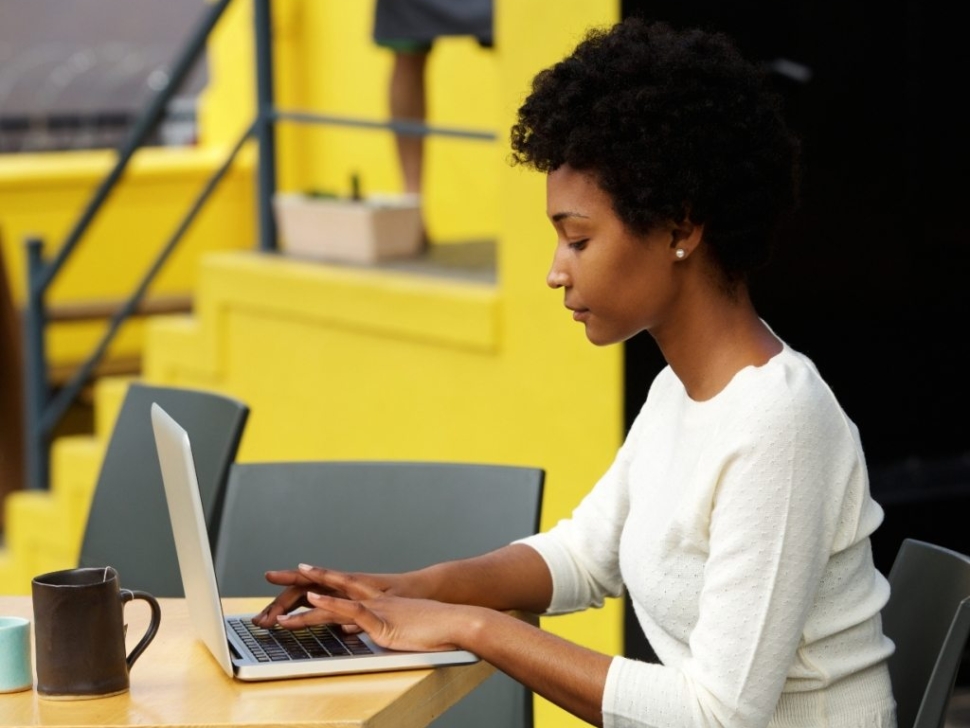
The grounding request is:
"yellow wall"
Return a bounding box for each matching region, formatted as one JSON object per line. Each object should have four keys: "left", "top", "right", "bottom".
{"left": 199, "top": 0, "right": 500, "bottom": 243}
{"left": 284, "top": 3, "right": 500, "bottom": 244}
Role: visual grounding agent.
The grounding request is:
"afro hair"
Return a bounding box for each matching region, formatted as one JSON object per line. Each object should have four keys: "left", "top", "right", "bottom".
{"left": 510, "top": 18, "right": 800, "bottom": 286}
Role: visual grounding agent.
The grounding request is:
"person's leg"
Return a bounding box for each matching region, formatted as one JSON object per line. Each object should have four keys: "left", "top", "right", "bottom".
{"left": 389, "top": 50, "right": 428, "bottom": 197}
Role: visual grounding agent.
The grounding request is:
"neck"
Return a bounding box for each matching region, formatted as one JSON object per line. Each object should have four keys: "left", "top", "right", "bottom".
{"left": 652, "top": 287, "right": 782, "bottom": 402}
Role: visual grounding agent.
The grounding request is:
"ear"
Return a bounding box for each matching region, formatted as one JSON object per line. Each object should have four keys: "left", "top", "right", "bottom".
{"left": 670, "top": 219, "right": 704, "bottom": 261}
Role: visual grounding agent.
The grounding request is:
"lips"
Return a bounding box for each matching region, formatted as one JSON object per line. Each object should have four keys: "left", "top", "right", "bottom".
{"left": 567, "top": 306, "right": 590, "bottom": 322}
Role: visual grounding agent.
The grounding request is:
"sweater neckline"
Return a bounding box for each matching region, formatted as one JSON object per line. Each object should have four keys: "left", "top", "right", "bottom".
{"left": 677, "top": 343, "right": 793, "bottom": 408}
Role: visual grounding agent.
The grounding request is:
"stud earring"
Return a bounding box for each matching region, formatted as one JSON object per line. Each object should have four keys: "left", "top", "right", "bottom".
{"left": 675, "top": 248, "right": 686, "bottom": 259}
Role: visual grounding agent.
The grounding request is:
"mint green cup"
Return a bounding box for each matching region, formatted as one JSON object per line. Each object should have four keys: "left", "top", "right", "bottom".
{"left": 0, "top": 616, "right": 32, "bottom": 693}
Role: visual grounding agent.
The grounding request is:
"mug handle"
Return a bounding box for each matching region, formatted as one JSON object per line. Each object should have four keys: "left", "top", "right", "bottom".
{"left": 120, "top": 589, "right": 162, "bottom": 670}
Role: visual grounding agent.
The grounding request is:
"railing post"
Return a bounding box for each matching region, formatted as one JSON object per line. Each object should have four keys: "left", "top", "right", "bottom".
{"left": 254, "top": 0, "right": 277, "bottom": 251}
{"left": 23, "top": 237, "right": 51, "bottom": 491}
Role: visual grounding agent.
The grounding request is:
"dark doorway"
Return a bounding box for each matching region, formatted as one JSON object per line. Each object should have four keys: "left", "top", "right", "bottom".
{"left": 620, "top": 0, "right": 970, "bottom": 664}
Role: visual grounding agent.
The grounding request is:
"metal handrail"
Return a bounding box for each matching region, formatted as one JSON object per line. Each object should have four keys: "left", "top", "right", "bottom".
{"left": 22, "top": 0, "right": 235, "bottom": 490}
{"left": 273, "top": 109, "right": 498, "bottom": 141}
{"left": 32, "top": 122, "right": 255, "bottom": 438}
{"left": 21, "top": 0, "right": 499, "bottom": 490}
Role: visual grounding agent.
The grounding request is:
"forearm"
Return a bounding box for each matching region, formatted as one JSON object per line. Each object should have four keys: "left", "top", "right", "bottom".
{"left": 457, "top": 607, "right": 611, "bottom": 727}
{"left": 410, "top": 543, "right": 553, "bottom": 613}
{"left": 286, "top": 563, "right": 608, "bottom": 725}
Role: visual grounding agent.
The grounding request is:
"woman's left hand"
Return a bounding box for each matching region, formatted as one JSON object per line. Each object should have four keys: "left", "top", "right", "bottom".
{"left": 275, "top": 563, "right": 480, "bottom": 653}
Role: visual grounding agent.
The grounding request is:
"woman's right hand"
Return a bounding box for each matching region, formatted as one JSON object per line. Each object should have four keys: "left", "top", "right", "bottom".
{"left": 252, "top": 566, "right": 417, "bottom": 628}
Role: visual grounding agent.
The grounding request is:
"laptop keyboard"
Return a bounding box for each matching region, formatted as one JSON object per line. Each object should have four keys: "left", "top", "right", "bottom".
{"left": 229, "top": 617, "right": 374, "bottom": 662}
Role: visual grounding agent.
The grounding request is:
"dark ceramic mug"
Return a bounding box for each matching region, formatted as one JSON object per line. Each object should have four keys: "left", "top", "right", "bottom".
{"left": 31, "top": 566, "right": 161, "bottom": 700}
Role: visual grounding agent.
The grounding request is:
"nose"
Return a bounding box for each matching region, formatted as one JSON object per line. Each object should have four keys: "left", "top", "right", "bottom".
{"left": 547, "top": 247, "right": 570, "bottom": 289}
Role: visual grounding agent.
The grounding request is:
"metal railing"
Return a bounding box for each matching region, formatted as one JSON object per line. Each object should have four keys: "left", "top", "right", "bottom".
{"left": 21, "top": 0, "right": 497, "bottom": 490}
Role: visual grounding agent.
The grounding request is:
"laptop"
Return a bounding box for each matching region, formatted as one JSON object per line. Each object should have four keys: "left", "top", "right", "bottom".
{"left": 150, "top": 402, "right": 480, "bottom": 681}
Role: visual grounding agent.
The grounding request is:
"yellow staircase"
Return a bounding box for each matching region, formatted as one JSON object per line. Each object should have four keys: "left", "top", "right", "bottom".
{"left": 0, "top": 377, "right": 132, "bottom": 594}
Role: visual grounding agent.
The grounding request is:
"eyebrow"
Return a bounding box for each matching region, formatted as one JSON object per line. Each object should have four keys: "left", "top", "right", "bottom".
{"left": 550, "top": 211, "right": 590, "bottom": 223}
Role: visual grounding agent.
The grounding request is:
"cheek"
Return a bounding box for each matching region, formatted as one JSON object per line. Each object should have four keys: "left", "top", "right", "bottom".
{"left": 609, "top": 261, "right": 651, "bottom": 305}
{"left": 614, "top": 292, "right": 654, "bottom": 334}
{"left": 609, "top": 260, "right": 666, "bottom": 327}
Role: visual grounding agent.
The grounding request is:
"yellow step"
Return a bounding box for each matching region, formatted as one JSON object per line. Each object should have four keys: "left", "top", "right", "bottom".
{"left": 0, "top": 550, "right": 25, "bottom": 596}
{"left": 0, "top": 376, "right": 135, "bottom": 594}
{"left": 1, "top": 491, "right": 71, "bottom": 594}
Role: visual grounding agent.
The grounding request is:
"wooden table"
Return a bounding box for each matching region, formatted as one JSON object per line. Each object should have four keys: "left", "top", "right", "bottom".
{"left": 0, "top": 596, "right": 496, "bottom": 728}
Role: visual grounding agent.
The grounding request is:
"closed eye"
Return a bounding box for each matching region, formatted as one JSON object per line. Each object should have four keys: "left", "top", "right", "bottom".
{"left": 568, "top": 239, "right": 589, "bottom": 251}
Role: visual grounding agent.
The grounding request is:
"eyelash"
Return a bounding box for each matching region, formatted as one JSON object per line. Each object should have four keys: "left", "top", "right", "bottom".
{"left": 568, "top": 239, "right": 589, "bottom": 251}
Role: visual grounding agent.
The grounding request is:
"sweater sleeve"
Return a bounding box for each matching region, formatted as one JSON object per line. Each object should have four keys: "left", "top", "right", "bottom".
{"left": 516, "top": 391, "right": 653, "bottom": 613}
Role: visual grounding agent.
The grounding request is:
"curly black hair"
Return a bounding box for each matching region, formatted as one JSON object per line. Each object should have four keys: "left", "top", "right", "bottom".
{"left": 510, "top": 18, "right": 800, "bottom": 286}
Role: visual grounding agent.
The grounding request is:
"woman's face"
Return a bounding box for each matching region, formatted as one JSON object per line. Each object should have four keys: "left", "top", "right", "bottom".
{"left": 545, "top": 165, "right": 682, "bottom": 346}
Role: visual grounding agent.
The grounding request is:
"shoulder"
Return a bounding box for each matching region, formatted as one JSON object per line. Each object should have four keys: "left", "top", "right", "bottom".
{"left": 726, "top": 345, "right": 864, "bottom": 455}
{"left": 736, "top": 346, "right": 842, "bottom": 409}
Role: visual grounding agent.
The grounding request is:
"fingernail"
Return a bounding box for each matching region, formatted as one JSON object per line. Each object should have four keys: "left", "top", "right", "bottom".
{"left": 299, "top": 563, "right": 313, "bottom": 571}
{"left": 307, "top": 592, "right": 321, "bottom": 600}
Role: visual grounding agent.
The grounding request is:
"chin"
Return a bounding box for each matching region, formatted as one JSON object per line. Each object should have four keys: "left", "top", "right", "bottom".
{"left": 584, "top": 329, "right": 622, "bottom": 347}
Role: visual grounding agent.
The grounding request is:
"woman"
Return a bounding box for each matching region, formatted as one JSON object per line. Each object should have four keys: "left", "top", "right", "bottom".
{"left": 255, "top": 18, "right": 897, "bottom": 728}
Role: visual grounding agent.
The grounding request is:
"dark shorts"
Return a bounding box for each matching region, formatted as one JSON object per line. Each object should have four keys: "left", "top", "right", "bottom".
{"left": 373, "top": 0, "right": 493, "bottom": 50}
{"left": 375, "top": 38, "right": 435, "bottom": 54}
{"left": 375, "top": 37, "right": 493, "bottom": 54}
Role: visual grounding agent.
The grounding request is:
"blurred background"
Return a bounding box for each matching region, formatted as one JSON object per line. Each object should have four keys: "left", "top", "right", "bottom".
{"left": 0, "top": 0, "right": 207, "bottom": 153}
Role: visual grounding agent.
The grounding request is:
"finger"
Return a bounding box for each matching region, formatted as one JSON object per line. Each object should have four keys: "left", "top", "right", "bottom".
{"left": 298, "top": 564, "right": 383, "bottom": 600}
{"left": 275, "top": 604, "right": 356, "bottom": 630}
{"left": 304, "top": 592, "right": 382, "bottom": 634}
{"left": 253, "top": 586, "right": 310, "bottom": 627}
{"left": 255, "top": 564, "right": 364, "bottom": 627}
{"left": 263, "top": 569, "right": 318, "bottom": 587}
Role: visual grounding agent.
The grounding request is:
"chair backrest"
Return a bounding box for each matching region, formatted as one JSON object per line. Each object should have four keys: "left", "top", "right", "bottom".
{"left": 881, "top": 538, "right": 970, "bottom": 728}
{"left": 78, "top": 382, "right": 248, "bottom": 597}
{"left": 214, "top": 460, "right": 544, "bottom": 728}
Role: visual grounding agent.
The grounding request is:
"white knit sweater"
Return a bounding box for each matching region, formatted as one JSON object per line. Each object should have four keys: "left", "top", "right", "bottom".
{"left": 520, "top": 345, "right": 897, "bottom": 728}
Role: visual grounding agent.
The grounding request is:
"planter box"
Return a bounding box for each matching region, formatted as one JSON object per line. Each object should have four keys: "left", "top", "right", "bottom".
{"left": 273, "top": 192, "right": 423, "bottom": 264}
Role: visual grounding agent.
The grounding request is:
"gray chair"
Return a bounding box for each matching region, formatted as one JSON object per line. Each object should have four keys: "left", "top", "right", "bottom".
{"left": 881, "top": 538, "right": 970, "bottom": 728}
{"left": 78, "top": 382, "right": 248, "bottom": 596}
{"left": 214, "top": 460, "right": 544, "bottom": 728}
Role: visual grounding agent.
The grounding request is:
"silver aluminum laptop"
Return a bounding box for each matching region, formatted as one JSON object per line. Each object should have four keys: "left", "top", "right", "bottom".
{"left": 150, "top": 402, "right": 479, "bottom": 681}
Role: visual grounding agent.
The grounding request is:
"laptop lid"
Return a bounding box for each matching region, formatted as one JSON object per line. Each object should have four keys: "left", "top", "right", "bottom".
{"left": 149, "top": 402, "right": 479, "bottom": 681}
